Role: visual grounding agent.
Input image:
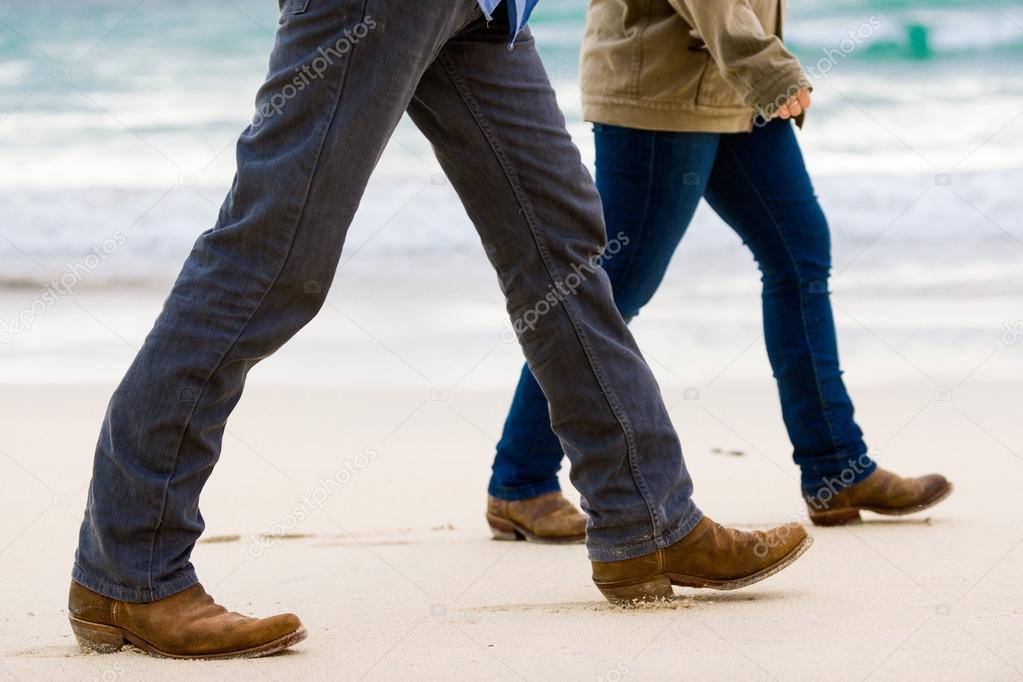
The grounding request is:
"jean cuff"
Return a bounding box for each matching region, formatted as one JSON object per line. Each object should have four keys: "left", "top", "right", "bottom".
{"left": 801, "top": 451, "right": 877, "bottom": 496}
{"left": 72, "top": 562, "right": 199, "bottom": 604}
{"left": 586, "top": 502, "right": 704, "bottom": 563}
{"left": 487, "top": 477, "right": 562, "bottom": 501}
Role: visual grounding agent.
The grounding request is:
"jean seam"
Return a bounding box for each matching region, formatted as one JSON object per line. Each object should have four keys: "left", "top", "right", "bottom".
{"left": 517, "top": 126, "right": 649, "bottom": 513}
{"left": 435, "top": 51, "right": 664, "bottom": 538}
{"left": 718, "top": 133, "right": 845, "bottom": 463}
{"left": 496, "top": 127, "right": 653, "bottom": 494}
{"left": 142, "top": 7, "right": 368, "bottom": 592}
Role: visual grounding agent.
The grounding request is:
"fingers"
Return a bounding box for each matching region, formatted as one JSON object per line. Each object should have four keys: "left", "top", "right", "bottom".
{"left": 775, "top": 88, "right": 812, "bottom": 120}
{"left": 798, "top": 89, "right": 812, "bottom": 111}
{"left": 786, "top": 95, "right": 803, "bottom": 118}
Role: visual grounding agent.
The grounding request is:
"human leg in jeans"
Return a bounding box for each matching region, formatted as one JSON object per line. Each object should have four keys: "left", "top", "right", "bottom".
{"left": 704, "top": 119, "right": 874, "bottom": 493}
{"left": 413, "top": 31, "right": 812, "bottom": 597}
{"left": 487, "top": 124, "right": 718, "bottom": 540}
{"left": 404, "top": 16, "right": 704, "bottom": 561}
{"left": 69, "top": 1, "right": 811, "bottom": 658}
{"left": 491, "top": 119, "right": 950, "bottom": 534}
{"left": 705, "top": 119, "right": 949, "bottom": 523}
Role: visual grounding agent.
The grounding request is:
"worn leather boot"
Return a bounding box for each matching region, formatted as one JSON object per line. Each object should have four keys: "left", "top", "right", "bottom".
{"left": 805, "top": 467, "right": 953, "bottom": 526}
{"left": 486, "top": 491, "right": 587, "bottom": 544}
{"left": 68, "top": 581, "right": 306, "bottom": 659}
{"left": 591, "top": 517, "right": 812, "bottom": 605}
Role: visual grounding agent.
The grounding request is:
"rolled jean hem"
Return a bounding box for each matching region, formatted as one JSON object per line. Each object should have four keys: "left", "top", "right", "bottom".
{"left": 587, "top": 504, "right": 704, "bottom": 563}
{"left": 72, "top": 562, "right": 199, "bottom": 604}
{"left": 487, "top": 477, "right": 562, "bottom": 501}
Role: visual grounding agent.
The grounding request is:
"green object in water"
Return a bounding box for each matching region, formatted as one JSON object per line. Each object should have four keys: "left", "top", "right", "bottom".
{"left": 906, "top": 23, "right": 931, "bottom": 59}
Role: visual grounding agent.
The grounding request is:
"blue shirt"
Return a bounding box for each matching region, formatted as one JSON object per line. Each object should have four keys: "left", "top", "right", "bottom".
{"left": 478, "top": 0, "right": 539, "bottom": 43}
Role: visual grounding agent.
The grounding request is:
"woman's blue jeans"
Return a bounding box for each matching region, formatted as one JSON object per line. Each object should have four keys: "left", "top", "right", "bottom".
{"left": 490, "top": 119, "right": 875, "bottom": 499}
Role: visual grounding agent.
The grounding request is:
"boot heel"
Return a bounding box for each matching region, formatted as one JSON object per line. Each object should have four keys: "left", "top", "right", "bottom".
{"left": 596, "top": 576, "right": 674, "bottom": 606}
{"left": 809, "top": 507, "right": 861, "bottom": 526}
{"left": 486, "top": 514, "right": 523, "bottom": 541}
{"left": 69, "top": 617, "right": 126, "bottom": 654}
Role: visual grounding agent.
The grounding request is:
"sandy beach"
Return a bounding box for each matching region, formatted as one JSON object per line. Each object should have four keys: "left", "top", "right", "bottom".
{"left": 1, "top": 283, "right": 1021, "bottom": 680}
{"left": 3, "top": 1, "right": 1023, "bottom": 677}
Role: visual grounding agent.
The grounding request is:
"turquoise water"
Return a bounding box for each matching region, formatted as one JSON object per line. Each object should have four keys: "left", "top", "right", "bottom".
{"left": 534, "top": 0, "right": 1023, "bottom": 64}
{"left": 1, "top": 0, "right": 1022, "bottom": 285}
{"left": 2, "top": 0, "right": 1022, "bottom": 186}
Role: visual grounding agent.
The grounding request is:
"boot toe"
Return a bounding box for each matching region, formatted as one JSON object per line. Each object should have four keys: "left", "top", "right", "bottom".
{"left": 267, "top": 613, "right": 304, "bottom": 637}
{"left": 757, "top": 522, "right": 808, "bottom": 565}
{"left": 920, "top": 474, "right": 949, "bottom": 495}
{"left": 229, "top": 613, "right": 306, "bottom": 657}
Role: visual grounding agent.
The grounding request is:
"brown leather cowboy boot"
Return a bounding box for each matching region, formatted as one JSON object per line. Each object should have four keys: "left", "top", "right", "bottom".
{"left": 68, "top": 581, "right": 306, "bottom": 659}
{"left": 591, "top": 517, "right": 812, "bottom": 605}
{"left": 804, "top": 467, "right": 953, "bottom": 526}
{"left": 486, "top": 491, "right": 587, "bottom": 544}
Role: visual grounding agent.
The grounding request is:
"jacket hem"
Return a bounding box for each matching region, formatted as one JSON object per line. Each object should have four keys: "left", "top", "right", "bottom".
{"left": 582, "top": 97, "right": 755, "bottom": 133}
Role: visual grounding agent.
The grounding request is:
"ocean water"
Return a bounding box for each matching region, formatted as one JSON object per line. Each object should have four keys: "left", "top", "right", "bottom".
{"left": 1, "top": 0, "right": 1022, "bottom": 291}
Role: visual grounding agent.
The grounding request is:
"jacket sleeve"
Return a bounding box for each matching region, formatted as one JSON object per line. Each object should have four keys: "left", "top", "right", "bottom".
{"left": 667, "top": 0, "right": 810, "bottom": 117}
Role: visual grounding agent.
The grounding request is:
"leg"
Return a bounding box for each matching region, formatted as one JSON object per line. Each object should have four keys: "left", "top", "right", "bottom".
{"left": 703, "top": 119, "right": 875, "bottom": 493}
{"left": 490, "top": 125, "right": 717, "bottom": 502}
{"left": 406, "top": 18, "right": 703, "bottom": 560}
{"left": 74, "top": 0, "right": 479, "bottom": 602}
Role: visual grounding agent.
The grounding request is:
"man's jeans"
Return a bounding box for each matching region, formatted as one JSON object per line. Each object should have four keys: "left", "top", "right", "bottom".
{"left": 491, "top": 120, "right": 876, "bottom": 500}
{"left": 73, "top": 0, "right": 702, "bottom": 603}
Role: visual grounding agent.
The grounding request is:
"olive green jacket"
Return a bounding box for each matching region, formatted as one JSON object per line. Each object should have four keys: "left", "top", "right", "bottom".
{"left": 580, "top": 0, "right": 811, "bottom": 132}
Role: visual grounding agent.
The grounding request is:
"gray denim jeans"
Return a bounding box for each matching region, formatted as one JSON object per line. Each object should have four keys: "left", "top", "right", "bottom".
{"left": 73, "top": 0, "right": 702, "bottom": 603}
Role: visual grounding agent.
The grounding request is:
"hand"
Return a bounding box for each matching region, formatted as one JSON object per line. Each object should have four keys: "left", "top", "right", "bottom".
{"left": 776, "top": 88, "right": 812, "bottom": 120}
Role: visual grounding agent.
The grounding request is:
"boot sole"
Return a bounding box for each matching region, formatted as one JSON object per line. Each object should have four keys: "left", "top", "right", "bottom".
{"left": 809, "top": 481, "right": 954, "bottom": 526}
{"left": 69, "top": 616, "right": 307, "bottom": 659}
{"left": 594, "top": 534, "right": 814, "bottom": 606}
{"left": 486, "top": 513, "right": 585, "bottom": 545}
